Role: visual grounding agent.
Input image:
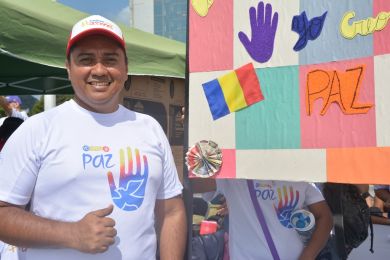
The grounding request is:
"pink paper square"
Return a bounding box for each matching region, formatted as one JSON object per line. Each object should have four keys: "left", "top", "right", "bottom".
{"left": 189, "top": 0, "right": 233, "bottom": 72}
{"left": 299, "top": 57, "right": 376, "bottom": 148}
{"left": 189, "top": 149, "right": 236, "bottom": 179}
{"left": 374, "top": 1, "right": 390, "bottom": 55}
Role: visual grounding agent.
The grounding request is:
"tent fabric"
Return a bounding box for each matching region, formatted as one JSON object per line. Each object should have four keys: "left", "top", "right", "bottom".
{"left": 0, "top": 0, "right": 186, "bottom": 94}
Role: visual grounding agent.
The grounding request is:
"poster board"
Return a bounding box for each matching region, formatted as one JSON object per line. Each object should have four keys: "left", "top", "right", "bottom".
{"left": 121, "top": 76, "right": 185, "bottom": 182}
{"left": 188, "top": 0, "right": 390, "bottom": 184}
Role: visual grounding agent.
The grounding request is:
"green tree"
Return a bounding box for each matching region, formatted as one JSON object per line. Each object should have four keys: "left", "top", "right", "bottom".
{"left": 30, "top": 96, "right": 44, "bottom": 116}
{"left": 0, "top": 107, "right": 6, "bottom": 117}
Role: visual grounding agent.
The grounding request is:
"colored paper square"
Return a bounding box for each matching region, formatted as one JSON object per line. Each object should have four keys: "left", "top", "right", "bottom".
{"left": 236, "top": 66, "right": 301, "bottom": 149}
{"left": 300, "top": 57, "right": 376, "bottom": 148}
{"left": 234, "top": 0, "right": 299, "bottom": 69}
{"left": 189, "top": 0, "right": 233, "bottom": 72}
{"left": 327, "top": 147, "right": 390, "bottom": 184}
{"left": 188, "top": 149, "right": 236, "bottom": 179}
{"left": 237, "top": 149, "right": 327, "bottom": 182}
{"left": 299, "top": 0, "right": 373, "bottom": 65}
{"left": 374, "top": 0, "right": 390, "bottom": 55}
{"left": 189, "top": 71, "right": 236, "bottom": 149}
{"left": 374, "top": 54, "right": 390, "bottom": 146}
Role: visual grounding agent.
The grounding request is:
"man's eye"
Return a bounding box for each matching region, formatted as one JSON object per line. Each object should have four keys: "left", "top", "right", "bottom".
{"left": 79, "top": 57, "right": 93, "bottom": 64}
{"left": 105, "top": 58, "right": 118, "bottom": 65}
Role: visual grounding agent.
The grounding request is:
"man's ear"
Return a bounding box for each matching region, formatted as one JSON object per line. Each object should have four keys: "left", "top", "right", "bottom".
{"left": 65, "top": 59, "right": 71, "bottom": 80}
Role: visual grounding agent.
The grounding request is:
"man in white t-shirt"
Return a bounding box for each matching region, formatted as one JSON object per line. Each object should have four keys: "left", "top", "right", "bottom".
{"left": 0, "top": 95, "right": 29, "bottom": 123}
{"left": 0, "top": 15, "right": 186, "bottom": 260}
{"left": 193, "top": 179, "right": 333, "bottom": 260}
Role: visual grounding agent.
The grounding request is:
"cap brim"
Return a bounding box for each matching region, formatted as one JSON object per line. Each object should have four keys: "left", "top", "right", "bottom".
{"left": 66, "top": 28, "right": 125, "bottom": 56}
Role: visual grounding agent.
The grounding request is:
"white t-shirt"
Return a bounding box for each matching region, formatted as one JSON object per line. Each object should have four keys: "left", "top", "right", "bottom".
{"left": 217, "top": 179, "right": 324, "bottom": 260}
{"left": 0, "top": 241, "right": 3, "bottom": 258}
{"left": 0, "top": 100, "right": 182, "bottom": 260}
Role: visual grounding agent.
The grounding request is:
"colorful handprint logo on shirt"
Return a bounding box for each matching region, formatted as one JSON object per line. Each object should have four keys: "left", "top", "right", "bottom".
{"left": 273, "top": 186, "right": 299, "bottom": 228}
{"left": 107, "top": 147, "right": 148, "bottom": 211}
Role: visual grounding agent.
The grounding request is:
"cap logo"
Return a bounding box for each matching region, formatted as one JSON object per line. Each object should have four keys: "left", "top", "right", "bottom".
{"left": 67, "top": 15, "right": 125, "bottom": 56}
{"left": 81, "top": 19, "right": 114, "bottom": 30}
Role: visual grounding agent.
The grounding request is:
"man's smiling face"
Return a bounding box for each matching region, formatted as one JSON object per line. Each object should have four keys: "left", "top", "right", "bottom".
{"left": 66, "top": 34, "right": 128, "bottom": 113}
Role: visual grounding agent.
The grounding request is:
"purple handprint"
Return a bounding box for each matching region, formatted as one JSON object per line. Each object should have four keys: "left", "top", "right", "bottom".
{"left": 273, "top": 186, "right": 299, "bottom": 228}
{"left": 238, "top": 1, "right": 278, "bottom": 63}
{"left": 107, "top": 147, "right": 149, "bottom": 211}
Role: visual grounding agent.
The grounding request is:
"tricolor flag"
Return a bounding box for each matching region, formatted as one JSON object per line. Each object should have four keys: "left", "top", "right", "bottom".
{"left": 202, "top": 63, "right": 264, "bottom": 120}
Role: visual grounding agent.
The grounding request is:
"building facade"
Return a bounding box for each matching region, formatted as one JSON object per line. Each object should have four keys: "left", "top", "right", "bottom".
{"left": 154, "top": 0, "right": 187, "bottom": 42}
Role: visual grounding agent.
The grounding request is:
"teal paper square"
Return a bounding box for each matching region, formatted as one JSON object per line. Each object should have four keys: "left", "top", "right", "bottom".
{"left": 236, "top": 66, "right": 301, "bottom": 149}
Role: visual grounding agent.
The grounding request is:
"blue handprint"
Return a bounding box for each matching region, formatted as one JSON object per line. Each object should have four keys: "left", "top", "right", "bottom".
{"left": 107, "top": 147, "right": 148, "bottom": 211}
{"left": 238, "top": 1, "right": 279, "bottom": 63}
{"left": 273, "top": 186, "right": 299, "bottom": 228}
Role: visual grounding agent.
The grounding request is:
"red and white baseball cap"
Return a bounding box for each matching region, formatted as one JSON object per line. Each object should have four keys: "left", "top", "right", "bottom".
{"left": 66, "top": 15, "right": 125, "bottom": 57}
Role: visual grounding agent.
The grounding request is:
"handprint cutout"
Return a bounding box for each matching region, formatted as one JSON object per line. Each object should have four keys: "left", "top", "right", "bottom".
{"left": 107, "top": 147, "right": 149, "bottom": 211}
{"left": 273, "top": 186, "right": 299, "bottom": 228}
{"left": 238, "top": 1, "right": 278, "bottom": 63}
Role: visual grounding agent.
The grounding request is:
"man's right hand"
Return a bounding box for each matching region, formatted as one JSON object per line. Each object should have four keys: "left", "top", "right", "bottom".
{"left": 71, "top": 205, "right": 116, "bottom": 254}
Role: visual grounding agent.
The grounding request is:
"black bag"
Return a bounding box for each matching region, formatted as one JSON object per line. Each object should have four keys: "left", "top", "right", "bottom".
{"left": 341, "top": 185, "right": 370, "bottom": 250}
{"left": 322, "top": 184, "right": 372, "bottom": 259}
{"left": 316, "top": 234, "right": 341, "bottom": 260}
{"left": 191, "top": 229, "right": 225, "bottom": 260}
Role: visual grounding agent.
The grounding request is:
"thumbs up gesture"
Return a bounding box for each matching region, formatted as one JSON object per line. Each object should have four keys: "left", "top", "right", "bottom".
{"left": 71, "top": 205, "right": 117, "bottom": 254}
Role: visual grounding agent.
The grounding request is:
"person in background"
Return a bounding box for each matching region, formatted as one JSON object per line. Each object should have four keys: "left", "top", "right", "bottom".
{"left": 0, "top": 15, "right": 186, "bottom": 260}
{"left": 0, "top": 117, "right": 24, "bottom": 151}
{"left": 0, "top": 96, "right": 28, "bottom": 124}
{"left": 374, "top": 185, "right": 390, "bottom": 212}
{"left": 0, "top": 97, "right": 26, "bottom": 259}
{"left": 192, "top": 178, "right": 333, "bottom": 260}
{"left": 373, "top": 185, "right": 390, "bottom": 223}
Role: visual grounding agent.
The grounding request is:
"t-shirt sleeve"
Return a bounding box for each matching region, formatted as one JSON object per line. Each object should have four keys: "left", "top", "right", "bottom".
{"left": 0, "top": 117, "right": 41, "bottom": 205}
{"left": 304, "top": 182, "right": 325, "bottom": 206}
{"left": 155, "top": 123, "right": 183, "bottom": 200}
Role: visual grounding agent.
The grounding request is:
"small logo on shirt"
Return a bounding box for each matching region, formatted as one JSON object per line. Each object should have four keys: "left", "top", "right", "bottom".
{"left": 83, "top": 145, "right": 110, "bottom": 152}
{"left": 82, "top": 145, "right": 114, "bottom": 170}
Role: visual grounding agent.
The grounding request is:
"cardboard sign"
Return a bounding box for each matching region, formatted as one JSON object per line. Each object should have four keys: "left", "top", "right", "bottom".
{"left": 188, "top": 0, "right": 390, "bottom": 184}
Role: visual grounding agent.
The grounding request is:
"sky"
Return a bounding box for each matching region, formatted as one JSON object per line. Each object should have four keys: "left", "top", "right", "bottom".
{"left": 57, "top": 0, "right": 131, "bottom": 26}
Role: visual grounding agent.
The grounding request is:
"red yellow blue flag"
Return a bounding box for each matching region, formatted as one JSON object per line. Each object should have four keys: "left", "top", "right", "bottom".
{"left": 202, "top": 63, "right": 264, "bottom": 120}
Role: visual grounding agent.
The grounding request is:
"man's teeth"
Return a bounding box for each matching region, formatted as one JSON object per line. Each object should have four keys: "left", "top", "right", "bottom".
{"left": 90, "top": 82, "right": 110, "bottom": 86}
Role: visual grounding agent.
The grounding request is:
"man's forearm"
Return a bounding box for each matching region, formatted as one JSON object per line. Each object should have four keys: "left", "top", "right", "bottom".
{"left": 0, "top": 203, "right": 116, "bottom": 253}
{"left": 375, "top": 189, "right": 390, "bottom": 204}
{"left": 299, "top": 215, "right": 333, "bottom": 259}
{"left": 158, "top": 212, "right": 187, "bottom": 260}
{"left": 157, "top": 198, "right": 187, "bottom": 260}
{"left": 0, "top": 205, "right": 75, "bottom": 249}
{"left": 300, "top": 201, "right": 333, "bottom": 260}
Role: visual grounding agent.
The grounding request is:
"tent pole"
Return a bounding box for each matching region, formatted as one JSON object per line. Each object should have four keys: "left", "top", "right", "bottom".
{"left": 44, "top": 95, "right": 56, "bottom": 111}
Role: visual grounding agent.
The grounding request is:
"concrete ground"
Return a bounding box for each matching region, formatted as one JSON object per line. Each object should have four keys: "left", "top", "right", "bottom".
{"left": 349, "top": 224, "right": 390, "bottom": 259}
